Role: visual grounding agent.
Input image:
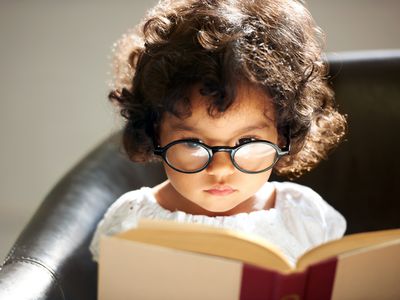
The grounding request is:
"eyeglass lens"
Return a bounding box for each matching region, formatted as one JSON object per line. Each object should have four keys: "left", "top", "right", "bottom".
{"left": 165, "top": 142, "right": 209, "bottom": 171}
{"left": 234, "top": 142, "right": 277, "bottom": 172}
{"left": 165, "top": 141, "right": 278, "bottom": 173}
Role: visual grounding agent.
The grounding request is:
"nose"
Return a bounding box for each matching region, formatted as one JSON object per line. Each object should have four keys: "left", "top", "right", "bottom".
{"left": 205, "top": 152, "right": 235, "bottom": 177}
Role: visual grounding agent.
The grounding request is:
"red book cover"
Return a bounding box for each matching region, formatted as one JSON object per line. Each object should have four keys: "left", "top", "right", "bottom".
{"left": 304, "top": 257, "right": 337, "bottom": 300}
{"left": 240, "top": 258, "right": 337, "bottom": 300}
{"left": 240, "top": 263, "right": 308, "bottom": 300}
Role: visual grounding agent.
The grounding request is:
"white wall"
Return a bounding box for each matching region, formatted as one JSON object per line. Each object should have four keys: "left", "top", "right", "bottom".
{"left": 307, "top": 0, "right": 400, "bottom": 52}
{"left": 0, "top": 0, "right": 158, "bottom": 262}
{"left": 1, "top": 0, "right": 399, "bottom": 261}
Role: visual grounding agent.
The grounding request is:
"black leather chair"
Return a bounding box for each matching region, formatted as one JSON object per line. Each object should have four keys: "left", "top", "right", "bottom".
{"left": 1, "top": 50, "right": 399, "bottom": 300}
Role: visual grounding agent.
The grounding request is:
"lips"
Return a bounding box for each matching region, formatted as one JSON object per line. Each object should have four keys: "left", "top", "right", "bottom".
{"left": 204, "top": 185, "right": 237, "bottom": 196}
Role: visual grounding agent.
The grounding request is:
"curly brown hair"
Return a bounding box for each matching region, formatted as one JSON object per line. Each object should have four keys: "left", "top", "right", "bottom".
{"left": 108, "top": 0, "right": 347, "bottom": 178}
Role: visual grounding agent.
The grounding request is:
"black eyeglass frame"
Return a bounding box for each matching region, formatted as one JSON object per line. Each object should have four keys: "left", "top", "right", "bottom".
{"left": 153, "top": 134, "right": 291, "bottom": 174}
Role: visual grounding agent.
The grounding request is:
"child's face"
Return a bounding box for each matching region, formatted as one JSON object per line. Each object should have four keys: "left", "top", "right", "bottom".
{"left": 158, "top": 82, "right": 278, "bottom": 214}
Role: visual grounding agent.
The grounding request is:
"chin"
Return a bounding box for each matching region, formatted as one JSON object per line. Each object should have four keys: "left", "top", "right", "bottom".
{"left": 198, "top": 201, "right": 241, "bottom": 214}
{"left": 203, "top": 206, "right": 233, "bottom": 213}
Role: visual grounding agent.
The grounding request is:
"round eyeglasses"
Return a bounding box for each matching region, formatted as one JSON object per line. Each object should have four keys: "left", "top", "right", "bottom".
{"left": 153, "top": 137, "right": 290, "bottom": 174}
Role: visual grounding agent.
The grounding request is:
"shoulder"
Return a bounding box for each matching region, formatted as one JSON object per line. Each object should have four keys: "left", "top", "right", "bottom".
{"left": 89, "top": 187, "right": 153, "bottom": 262}
{"left": 102, "top": 188, "right": 149, "bottom": 219}
{"left": 272, "top": 181, "right": 347, "bottom": 244}
{"left": 273, "top": 181, "right": 337, "bottom": 213}
{"left": 273, "top": 181, "right": 320, "bottom": 200}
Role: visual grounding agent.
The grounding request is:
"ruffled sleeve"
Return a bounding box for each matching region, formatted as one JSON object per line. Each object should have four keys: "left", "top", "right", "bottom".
{"left": 89, "top": 190, "right": 143, "bottom": 262}
{"left": 274, "top": 181, "right": 347, "bottom": 255}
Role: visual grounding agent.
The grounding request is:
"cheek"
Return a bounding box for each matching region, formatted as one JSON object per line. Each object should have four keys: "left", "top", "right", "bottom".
{"left": 240, "top": 170, "right": 272, "bottom": 192}
{"left": 164, "top": 165, "right": 202, "bottom": 192}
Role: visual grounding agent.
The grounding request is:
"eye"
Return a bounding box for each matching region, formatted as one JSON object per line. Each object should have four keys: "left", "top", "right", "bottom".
{"left": 184, "top": 141, "right": 201, "bottom": 149}
{"left": 236, "top": 136, "right": 258, "bottom": 145}
{"left": 181, "top": 138, "right": 203, "bottom": 149}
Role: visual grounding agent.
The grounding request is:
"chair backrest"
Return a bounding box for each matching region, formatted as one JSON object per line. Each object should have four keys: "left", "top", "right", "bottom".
{"left": 289, "top": 50, "right": 400, "bottom": 234}
{"left": 1, "top": 50, "right": 399, "bottom": 300}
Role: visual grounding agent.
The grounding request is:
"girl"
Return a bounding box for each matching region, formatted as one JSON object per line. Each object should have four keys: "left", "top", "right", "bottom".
{"left": 90, "top": 0, "right": 347, "bottom": 266}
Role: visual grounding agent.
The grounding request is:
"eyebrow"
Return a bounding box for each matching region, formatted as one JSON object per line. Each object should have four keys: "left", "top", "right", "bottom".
{"left": 171, "top": 122, "right": 271, "bottom": 135}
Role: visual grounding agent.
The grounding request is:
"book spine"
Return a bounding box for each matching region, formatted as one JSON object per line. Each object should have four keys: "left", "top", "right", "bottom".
{"left": 303, "top": 257, "right": 337, "bottom": 300}
{"left": 272, "top": 271, "right": 307, "bottom": 300}
{"left": 239, "top": 264, "right": 307, "bottom": 300}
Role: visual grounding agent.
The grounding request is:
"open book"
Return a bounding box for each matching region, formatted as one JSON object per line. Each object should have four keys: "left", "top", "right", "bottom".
{"left": 98, "top": 219, "right": 400, "bottom": 300}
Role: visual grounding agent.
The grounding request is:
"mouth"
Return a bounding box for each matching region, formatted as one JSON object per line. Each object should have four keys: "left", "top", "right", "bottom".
{"left": 204, "top": 185, "right": 237, "bottom": 196}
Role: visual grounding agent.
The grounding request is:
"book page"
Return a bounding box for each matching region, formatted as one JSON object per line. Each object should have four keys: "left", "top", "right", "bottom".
{"left": 331, "top": 239, "right": 400, "bottom": 299}
{"left": 99, "top": 236, "right": 243, "bottom": 300}
{"left": 116, "top": 219, "right": 294, "bottom": 273}
{"left": 297, "top": 228, "right": 400, "bottom": 270}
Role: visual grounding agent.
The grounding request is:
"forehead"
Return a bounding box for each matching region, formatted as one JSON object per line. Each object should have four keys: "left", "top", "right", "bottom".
{"left": 159, "top": 82, "right": 277, "bottom": 141}
{"left": 167, "top": 82, "right": 275, "bottom": 126}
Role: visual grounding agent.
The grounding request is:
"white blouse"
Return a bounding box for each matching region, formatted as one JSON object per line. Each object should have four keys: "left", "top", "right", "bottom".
{"left": 89, "top": 181, "right": 346, "bottom": 266}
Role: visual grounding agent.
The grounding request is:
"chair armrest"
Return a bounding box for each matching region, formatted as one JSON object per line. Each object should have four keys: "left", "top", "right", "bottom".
{"left": 0, "top": 132, "right": 165, "bottom": 300}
